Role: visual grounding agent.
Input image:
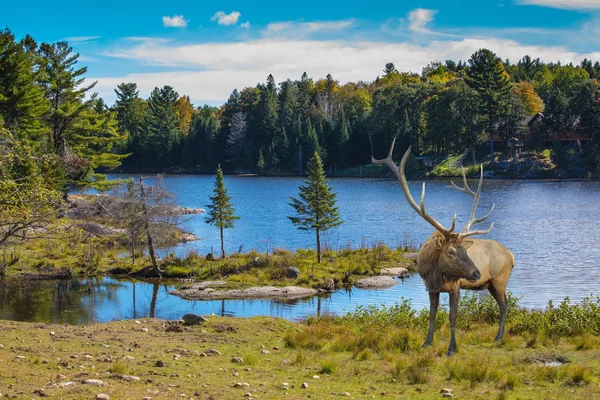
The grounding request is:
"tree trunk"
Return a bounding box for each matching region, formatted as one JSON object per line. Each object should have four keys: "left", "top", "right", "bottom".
{"left": 139, "top": 176, "right": 160, "bottom": 276}
{"left": 316, "top": 228, "right": 321, "bottom": 263}
{"left": 489, "top": 132, "right": 495, "bottom": 166}
{"left": 489, "top": 115, "right": 495, "bottom": 166}
{"left": 220, "top": 226, "right": 225, "bottom": 259}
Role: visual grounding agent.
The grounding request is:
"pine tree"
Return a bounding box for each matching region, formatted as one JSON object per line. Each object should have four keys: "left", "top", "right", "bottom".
{"left": 0, "top": 29, "right": 48, "bottom": 142}
{"left": 144, "top": 86, "right": 181, "bottom": 165}
{"left": 256, "top": 149, "right": 265, "bottom": 173}
{"left": 38, "top": 41, "right": 126, "bottom": 189}
{"left": 465, "top": 49, "right": 512, "bottom": 165}
{"left": 288, "top": 152, "right": 342, "bottom": 263}
{"left": 205, "top": 165, "right": 240, "bottom": 259}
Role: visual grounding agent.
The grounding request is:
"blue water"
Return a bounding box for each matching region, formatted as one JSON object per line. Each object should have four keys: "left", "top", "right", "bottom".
{"left": 1, "top": 176, "right": 599, "bottom": 324}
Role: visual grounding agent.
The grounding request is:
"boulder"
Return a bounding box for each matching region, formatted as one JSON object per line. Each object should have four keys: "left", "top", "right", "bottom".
{"left": 379, "top": 267, "right": 410, "bottom": 278}
{"left": 355, "top": 276, "right": 397, "bottom": 289}
{"left": 182, "top": 313, "right": 208, "bottom": 326}
{"left": 284, "top": 267, "right": 301, "bottom": 279}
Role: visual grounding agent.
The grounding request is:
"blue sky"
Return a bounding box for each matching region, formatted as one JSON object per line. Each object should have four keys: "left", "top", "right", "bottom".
{"left": 4, "top": 0, "right": 600, "bottom": 105}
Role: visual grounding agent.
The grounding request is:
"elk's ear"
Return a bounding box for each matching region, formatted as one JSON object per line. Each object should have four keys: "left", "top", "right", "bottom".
{"left": 462, "top": 239, "right": 474, "bottom": 250}
{"left": 435, "top": 235, "right": 446, "bottom": 249}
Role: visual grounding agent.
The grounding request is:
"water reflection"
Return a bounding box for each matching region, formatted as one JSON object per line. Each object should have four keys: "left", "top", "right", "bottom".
{"left": 0, "top": 276, "right": 433, "bottom": 324}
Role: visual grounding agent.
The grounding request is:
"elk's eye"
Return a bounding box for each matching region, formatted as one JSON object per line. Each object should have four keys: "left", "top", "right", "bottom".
{"left": 448, "top": 249, "right": 456, "bottom": 256}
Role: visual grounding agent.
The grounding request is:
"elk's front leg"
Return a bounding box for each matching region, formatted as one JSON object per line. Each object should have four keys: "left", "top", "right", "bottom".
{"left": 423, "top": 291, "right": 439, "bottom": 348}
{"left": 447, "top": 290, "right": 460, "bottom": 356}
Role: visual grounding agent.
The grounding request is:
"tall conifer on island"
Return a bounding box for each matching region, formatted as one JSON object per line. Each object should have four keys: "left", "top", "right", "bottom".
{"left": 288, "top": 152, "right": 342, "bottom": 263}
{"left": 205, "top": 165, "right": 240, "bottom": 259}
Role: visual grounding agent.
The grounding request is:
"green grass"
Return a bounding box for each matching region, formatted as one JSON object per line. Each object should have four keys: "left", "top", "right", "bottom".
{"left": 5, "top": 233, "right": 418, "bottom": 290}
{"left": 3, "top": 294, "right": 600, "bottom": 399}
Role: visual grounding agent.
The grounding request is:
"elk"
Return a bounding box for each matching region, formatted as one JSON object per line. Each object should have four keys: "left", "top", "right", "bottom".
{"left": 372, "top": 139, "right": 515, "bottom": 356}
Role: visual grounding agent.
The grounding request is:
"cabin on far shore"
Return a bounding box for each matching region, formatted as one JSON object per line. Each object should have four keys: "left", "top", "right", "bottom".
{"left": 491, "top": 112, "right": 590, "bottom": 151}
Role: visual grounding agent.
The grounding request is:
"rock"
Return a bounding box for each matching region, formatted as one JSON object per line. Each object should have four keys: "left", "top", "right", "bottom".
{"left": 82, "top": 379, "right": 105, "bottom": 386}
{"left": 313, "top": 375, "right": 320, "bottom": 379}
{"left": 96, "top": 394, "right": 110, "bottom": 400}
{"left": 379, "top": 267, "right": 410, "bottom": 278}
{"left": 70, "top": 355, "right": 78, "bottom": 359}
{"left": 261, "top": 350, "right": 270, "bottom": 354}
{"left": 123, "top": 355, "right": 135, "bottom": 361}
{"left": 84, "top": 355, "right": 93, "bottom": 360}
{"left": 272, "top": 346, "right": 280, "bottom": 350}
{"left": 441, "top": 388, "right": 453, "bottom": 394}
{"left": 245, "top": 393, "right": 252, "bottom": 397}
{"left": 171, "top": 285, "right": 318, "bottom": 300}
{"left": 340, "top": 392, "right": 351, "bottom": 397}
{"left": 155, "top": 360, "right": 167, "bottom": 367}
{"left": 57, "top": 381, "right": 75, "bottom": 388}
{"left": 182, "top": 313, "right": 208, "bottom": 326}
{"left": 442, "top": 394, "right": 453, "bottom": 398}
{"left": 282, "top": 383, "right": 289, "bottom": 387}
{"left": 301, "top": 382, "right": 308, "bottom": 389}
{"left": 206, "top": 348, "right": 221, "bottom": 356}
{"left": 121, "top": 375, "right": 140, "bottom": 381}
{"left": 33, "top": 388, "right": 47, "bottom": 397}
{"left": 140, "top": 327, "right": 149, "bottom": 332}
{"left": 231, "top": 357, "right": 244, "bottom": 363}
{"left": 16, "top": 355, "right": 26, "bottom": 359}
{"left": 284, "top": 266, "right": 301, "bottom": 279}
{"left": 355, "top": 276, "right": 397, "bottom": 289}
{"left": 56, "top": 374, "right": 67, "bottom": 380}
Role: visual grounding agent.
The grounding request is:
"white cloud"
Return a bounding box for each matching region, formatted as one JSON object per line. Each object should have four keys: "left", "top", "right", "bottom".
{"left": 240, "top": 22, "right": 251, "bottom": 29}
{"left": 163, "top": 15, "right": 188, "bottom": 28}
{"left": 408, "top": 8, "right": 437, "bottom": 33}
{"left": 211, "top": 11, "right": 241, "bottom": 26}
{"left": 262, "top": 19, "right": 355, "bottom": 38}
{"left": 125, "top": 36, "right": 174, "bottom": 43}
{"left": 519, "top": 0, "right": 600, "bottom": 9}
{"left": 63, "top": 36, "right": 101, "bottom": 42}
{"left": 96, "top": 37, "right": 600, "bottom": 105}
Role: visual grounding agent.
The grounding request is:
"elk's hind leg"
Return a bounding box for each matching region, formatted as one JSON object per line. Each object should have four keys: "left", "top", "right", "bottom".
{"left": 489, "top": 284, "right": 507, "bottom": 342}
{"left": 423, "top": 292, "right": 439, "bottom": 348}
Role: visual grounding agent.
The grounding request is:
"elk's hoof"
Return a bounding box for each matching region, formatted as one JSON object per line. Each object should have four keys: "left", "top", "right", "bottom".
{"left": 446, "top": 350, "right": 456, "bottom": 357}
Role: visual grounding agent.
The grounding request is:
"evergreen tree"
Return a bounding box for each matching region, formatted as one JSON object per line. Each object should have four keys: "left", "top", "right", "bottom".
{"left": 144, "top": 86, "right": 181, "bottom": 165}
{"left": 38, "top": 41, "right": 126, "bottom": 189}
{"left": 114, "top": 82, "right": 146, "bottom": 168}
{"left": 0, "top": 29, "right": 47, "bottom": 141}
{"left": 256, "top": 149, "right": 265, "bottom": 173}
{"left": 205, "top": 165, "right": 240, "bottom": 259}
{"left": 288, "top": 152, "right": 342, "bottom": 263}
{"left": 466, "top": 49, "right": 512, "bottom": 165}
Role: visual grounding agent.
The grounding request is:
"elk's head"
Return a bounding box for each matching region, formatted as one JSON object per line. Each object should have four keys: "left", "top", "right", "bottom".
{"left": 429, "top": 233, "right": 480, "bottom": 282}
{"left": 371, "top": 139, "right": 495, "bottom": 287}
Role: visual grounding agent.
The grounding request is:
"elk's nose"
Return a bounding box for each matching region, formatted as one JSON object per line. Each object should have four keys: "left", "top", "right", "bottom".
{"left": 472, "top": 271, "right": 481, "bottom": 281}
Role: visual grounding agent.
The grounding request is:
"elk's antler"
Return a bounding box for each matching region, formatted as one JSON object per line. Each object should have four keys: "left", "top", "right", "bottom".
{"left": 450, "top": 164, "right": 495, "bottom": 238}
{"left": 372, "top": 138, "right": 456, "bottom": 238}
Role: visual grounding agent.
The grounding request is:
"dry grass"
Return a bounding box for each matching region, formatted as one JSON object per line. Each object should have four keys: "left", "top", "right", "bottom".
{"left": 2, "top": 315, "right": 600, "bottom": 399}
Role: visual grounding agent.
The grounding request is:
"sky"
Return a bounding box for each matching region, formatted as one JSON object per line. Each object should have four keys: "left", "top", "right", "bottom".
{"left": 3, "top": 0, "right": 600, "bottom": 106}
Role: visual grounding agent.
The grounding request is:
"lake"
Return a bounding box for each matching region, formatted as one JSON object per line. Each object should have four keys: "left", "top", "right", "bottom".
{"left": 1, "top": 175, "right": 599, "bottom": 323}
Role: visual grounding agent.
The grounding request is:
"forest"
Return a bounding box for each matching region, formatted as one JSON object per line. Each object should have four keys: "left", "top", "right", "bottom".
{"left": 2, "top": 27, "right": 600, "bottom": 192}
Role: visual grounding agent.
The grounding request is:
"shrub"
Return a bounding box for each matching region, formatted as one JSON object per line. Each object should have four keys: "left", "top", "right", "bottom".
{"left": 319, "top": 361, "right": 336, "bottom": 374}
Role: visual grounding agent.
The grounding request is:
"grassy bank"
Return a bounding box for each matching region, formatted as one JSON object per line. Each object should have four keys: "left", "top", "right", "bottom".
{"left": 4, "top": 232, "right": 416, "bottom": 290}
{"left": 2, "top": 295, "right": 600, "bottom": 399}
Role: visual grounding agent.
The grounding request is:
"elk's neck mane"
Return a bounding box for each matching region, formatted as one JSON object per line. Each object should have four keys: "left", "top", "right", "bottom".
{"left": 418, "top": 232, "right": 449, "bottom": 293}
